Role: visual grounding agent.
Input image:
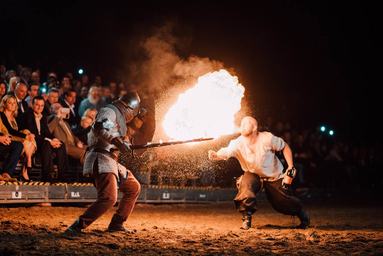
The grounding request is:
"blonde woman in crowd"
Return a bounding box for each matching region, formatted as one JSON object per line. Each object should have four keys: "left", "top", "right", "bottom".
{"left": 0, "top": 95, "right": 37, "bottom": 181}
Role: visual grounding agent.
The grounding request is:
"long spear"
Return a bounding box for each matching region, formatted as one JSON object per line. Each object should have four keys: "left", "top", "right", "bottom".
{"left": 131, "top": 137, "right": 214, "bottom": 150}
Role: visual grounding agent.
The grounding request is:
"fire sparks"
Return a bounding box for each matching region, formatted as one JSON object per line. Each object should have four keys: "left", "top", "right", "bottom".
{"left": 163, "top": 69, "right": 245, "bottom": 140}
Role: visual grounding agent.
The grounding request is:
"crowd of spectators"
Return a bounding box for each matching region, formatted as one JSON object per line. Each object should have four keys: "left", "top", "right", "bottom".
{"left": 259, "top": 117, "right": 383, "bottom": 197}
{"left": 0, "top": 64, "right": 128, "bottom": 183}
{"left": 1, "top": 64, "right": 381, "bottom": 197}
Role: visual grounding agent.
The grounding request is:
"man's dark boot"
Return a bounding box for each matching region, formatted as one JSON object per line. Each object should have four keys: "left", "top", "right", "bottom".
{"left": 107, "top": 214, "right": 126, "bottom": 232}
{"left": 65, "top": 218, "right": 85, "bottom": 234}
{"left": 296, "top": 209, "right": 310, "bottom": 229}
{"left": 240, "top": 211, "right": 252, "bottom": 230}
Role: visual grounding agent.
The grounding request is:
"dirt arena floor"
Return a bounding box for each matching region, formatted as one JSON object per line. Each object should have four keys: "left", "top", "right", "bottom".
{"left": 1, "top": 199, "right": 383, "bottom": 255}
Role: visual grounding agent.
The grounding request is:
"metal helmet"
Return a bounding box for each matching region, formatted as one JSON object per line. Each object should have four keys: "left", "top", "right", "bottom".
{"left": 118, "top": 92, "right": 141, "bottom": 116}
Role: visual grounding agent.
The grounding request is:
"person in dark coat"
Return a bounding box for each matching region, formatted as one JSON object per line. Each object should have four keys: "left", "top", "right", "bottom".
{"left": 19, "top": 96, "right": 70, "bottom": 183}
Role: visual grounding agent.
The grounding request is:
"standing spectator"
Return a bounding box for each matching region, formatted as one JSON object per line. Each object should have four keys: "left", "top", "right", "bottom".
{"left": 0, "top": 81, "right": 7, "bottom": 100}
{"left": 19, "top": 96, "right": 70, "bottom": 183}
{"left": 48, "top": 103, "right": 88, "bottom": 164}
{"left": 78, "top": 86, "right": 103, "bottom": 117}
{"left": 0, "top": 95, "right": 37, "bottom": 181}
{"left": 59, "top": 89, "right": 80, "bottom": 127}
{"left": 25, "top": 83, "right": 40, "bottom": 107}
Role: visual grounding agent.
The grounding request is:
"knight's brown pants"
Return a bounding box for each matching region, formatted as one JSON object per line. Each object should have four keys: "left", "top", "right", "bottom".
{"left": 78, "top": 159, "right": 141, "bottom": 228}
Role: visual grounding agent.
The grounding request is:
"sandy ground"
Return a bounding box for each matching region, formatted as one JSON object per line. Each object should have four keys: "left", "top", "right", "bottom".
{"left": 1, "top": 199, "right": 383, "bottom": 255}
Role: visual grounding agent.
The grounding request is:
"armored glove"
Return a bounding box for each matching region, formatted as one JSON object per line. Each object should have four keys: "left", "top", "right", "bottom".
{"left": 111, "top": 137, "right": 131, "bottom": 153}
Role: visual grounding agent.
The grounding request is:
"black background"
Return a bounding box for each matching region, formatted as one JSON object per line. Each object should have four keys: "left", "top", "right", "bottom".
{"left": 1, "top": 0, "right": 381, "bottom": 143}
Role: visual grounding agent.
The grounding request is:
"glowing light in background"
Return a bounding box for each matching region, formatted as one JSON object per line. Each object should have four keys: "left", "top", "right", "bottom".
{"left": 320, "top": 126, "right": 326, "bottom": 132}
{"left": 329, "top": 130, "right": 334, "bottom": 136}
{"left": 163, "top": 69, "right": 245, "bottom": 140}
{"left": 78, "top": 69, "right": 84, "bottom": 74}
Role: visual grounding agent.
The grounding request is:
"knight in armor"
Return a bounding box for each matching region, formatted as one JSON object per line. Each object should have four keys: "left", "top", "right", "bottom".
{"left": 66, "top": 92, "right": 147, "bottom": 233}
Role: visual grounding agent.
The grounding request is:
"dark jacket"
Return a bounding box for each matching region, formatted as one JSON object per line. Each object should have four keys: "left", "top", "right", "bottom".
{"left": 19, "top": 108, "right": 54, "bottom": 144}
{"left": 58, "top": 98, "right": 81, "bottom": 127}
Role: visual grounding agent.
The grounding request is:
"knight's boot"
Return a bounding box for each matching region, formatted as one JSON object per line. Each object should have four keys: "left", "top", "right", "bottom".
{"left": 107, "top": 214, "right": 126, "bottom": 232}
{"left": 296, "top": 209, "right": 310, "bottom": 229}
{"left": 65, "top": 218, "right": 85, "bottom": 234}
{"left": 240, "top": 211, "right": 252, "bottom": 230}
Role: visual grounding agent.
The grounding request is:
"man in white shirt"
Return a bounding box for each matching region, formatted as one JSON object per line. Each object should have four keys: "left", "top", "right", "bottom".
{"left": 19, "top": 96, "right": 70, "bottom": 183}
{"left": 25, "top": 83, "right": 40, "bottom": 107}
{"left": 14, "top": 82, "right": 29, "bottom": 123}
{"left": 209, "top": 116, "right": 310, "bottom": 230}
{"left": 59, "top": 89, "right": 80, "bottom": 127}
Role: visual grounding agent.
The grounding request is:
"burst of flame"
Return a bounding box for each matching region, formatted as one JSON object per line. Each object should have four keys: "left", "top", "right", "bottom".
{"left": 163, "top": 69, "right": 245, "bottom": 140}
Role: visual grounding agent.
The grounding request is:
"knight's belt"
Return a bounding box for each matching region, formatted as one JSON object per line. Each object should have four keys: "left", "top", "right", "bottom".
{"left": 89, "top": 147, "right": 118, "bottom": 161}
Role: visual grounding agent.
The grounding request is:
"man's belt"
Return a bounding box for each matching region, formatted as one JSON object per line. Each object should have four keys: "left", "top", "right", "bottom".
{"left": 89, "top": 147, "right": 118, "bottom": 161}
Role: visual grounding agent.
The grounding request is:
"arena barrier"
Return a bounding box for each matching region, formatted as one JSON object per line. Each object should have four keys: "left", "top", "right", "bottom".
{"left": 0, "top": 183, "right": 244, "bottom": 204}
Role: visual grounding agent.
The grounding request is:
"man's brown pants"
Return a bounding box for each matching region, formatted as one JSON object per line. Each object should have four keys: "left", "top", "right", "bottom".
{"left": 78, "top": 159, "right": 141, "bottom": 228}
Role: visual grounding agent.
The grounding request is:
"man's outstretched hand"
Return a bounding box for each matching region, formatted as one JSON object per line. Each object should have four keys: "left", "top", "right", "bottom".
{"left": 208, "top": 150, "right": 219, "bottom": 161}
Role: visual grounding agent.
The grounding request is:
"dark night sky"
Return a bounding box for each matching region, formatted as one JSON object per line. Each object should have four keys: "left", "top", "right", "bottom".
{"left": 1, "top": 0, "right": 381, "bottom": 142}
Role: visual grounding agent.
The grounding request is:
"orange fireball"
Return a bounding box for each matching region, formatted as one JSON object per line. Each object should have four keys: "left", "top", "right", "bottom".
{"left": 163, "top": 69, "right": 245, "bottom": 140}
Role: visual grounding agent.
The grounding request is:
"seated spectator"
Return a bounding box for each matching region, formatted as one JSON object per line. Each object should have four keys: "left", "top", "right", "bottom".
{"left": 71, "top": 79, "right": 82, "bottom": 95}
{"left": 25, "top": 83, "right": 40, "bottom": 108}
{"left": 72, "top": 115, "right": 93, "bottom": 145}
{"left": 291, "top": 134, "right": 310, "bottom": 186}
{"left": 7, "top": 76, "right": 21, "bottom": 94}
{"left": 0, "top": 133, "right": 23, "bottom": 182}
{"left": 0, "top": 65, "right": 5, "bottom": 81}
{"left": 42, "top": 87, "right": 59, "bottom": 118}
{"left": 30, "top": 71, "right": 41, "bottom": 86}
{"left": 19, "top": 96, "right": 70, "bottom": 183}
{"left": 48, "top": 103, "right": 88, "bottom": 164}
{"left": 59, "top": 89, "right": 80, "bottom": 127}
{"left": 81, "top": 75, "right": 89, "bottom": 88}
{"left": 119, "top": 88, "right": 128, "bottom": 98}
{"left": 43, "top": 72, "right": 58, "bottom": 87}
{"left": 102, "top": 85, "right": 113, "bottom": 105}
{"left": 109, "top": 82, "right": 118, "bottom": 101}
{"left": 13, "top": 82, "right": 29, "bottom": 124}
{"left": 83, "top": 108, "right": 97, "bottom": 122}
{"left": 0, "top": 95, "right": 37, "bottom": 181}
{"left": 4, "top": 70, "right": 16, "bottom": 86}
{"left": 60, "top": 75, "right": 73, "bottom": 101}
{"left": 78, "top": 86, "right": 103, "bottom": 117}
{"left": 20, "top": 67, "right": 32, "bottom": 85}
{"left": 75, "top": 85, "right": 88, "bottom": 107}
{"left": 0, "top": 81, "right": 6, "bottom": 100}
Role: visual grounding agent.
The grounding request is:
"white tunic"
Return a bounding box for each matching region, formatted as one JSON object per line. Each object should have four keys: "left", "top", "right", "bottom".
{"left": 218, "top": 132, "right": 285, "bottom": 181}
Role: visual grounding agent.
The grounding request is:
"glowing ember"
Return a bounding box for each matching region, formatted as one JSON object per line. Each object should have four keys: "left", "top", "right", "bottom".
{"left": 163, "top": 69, "right": 245, "bottom": 140}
